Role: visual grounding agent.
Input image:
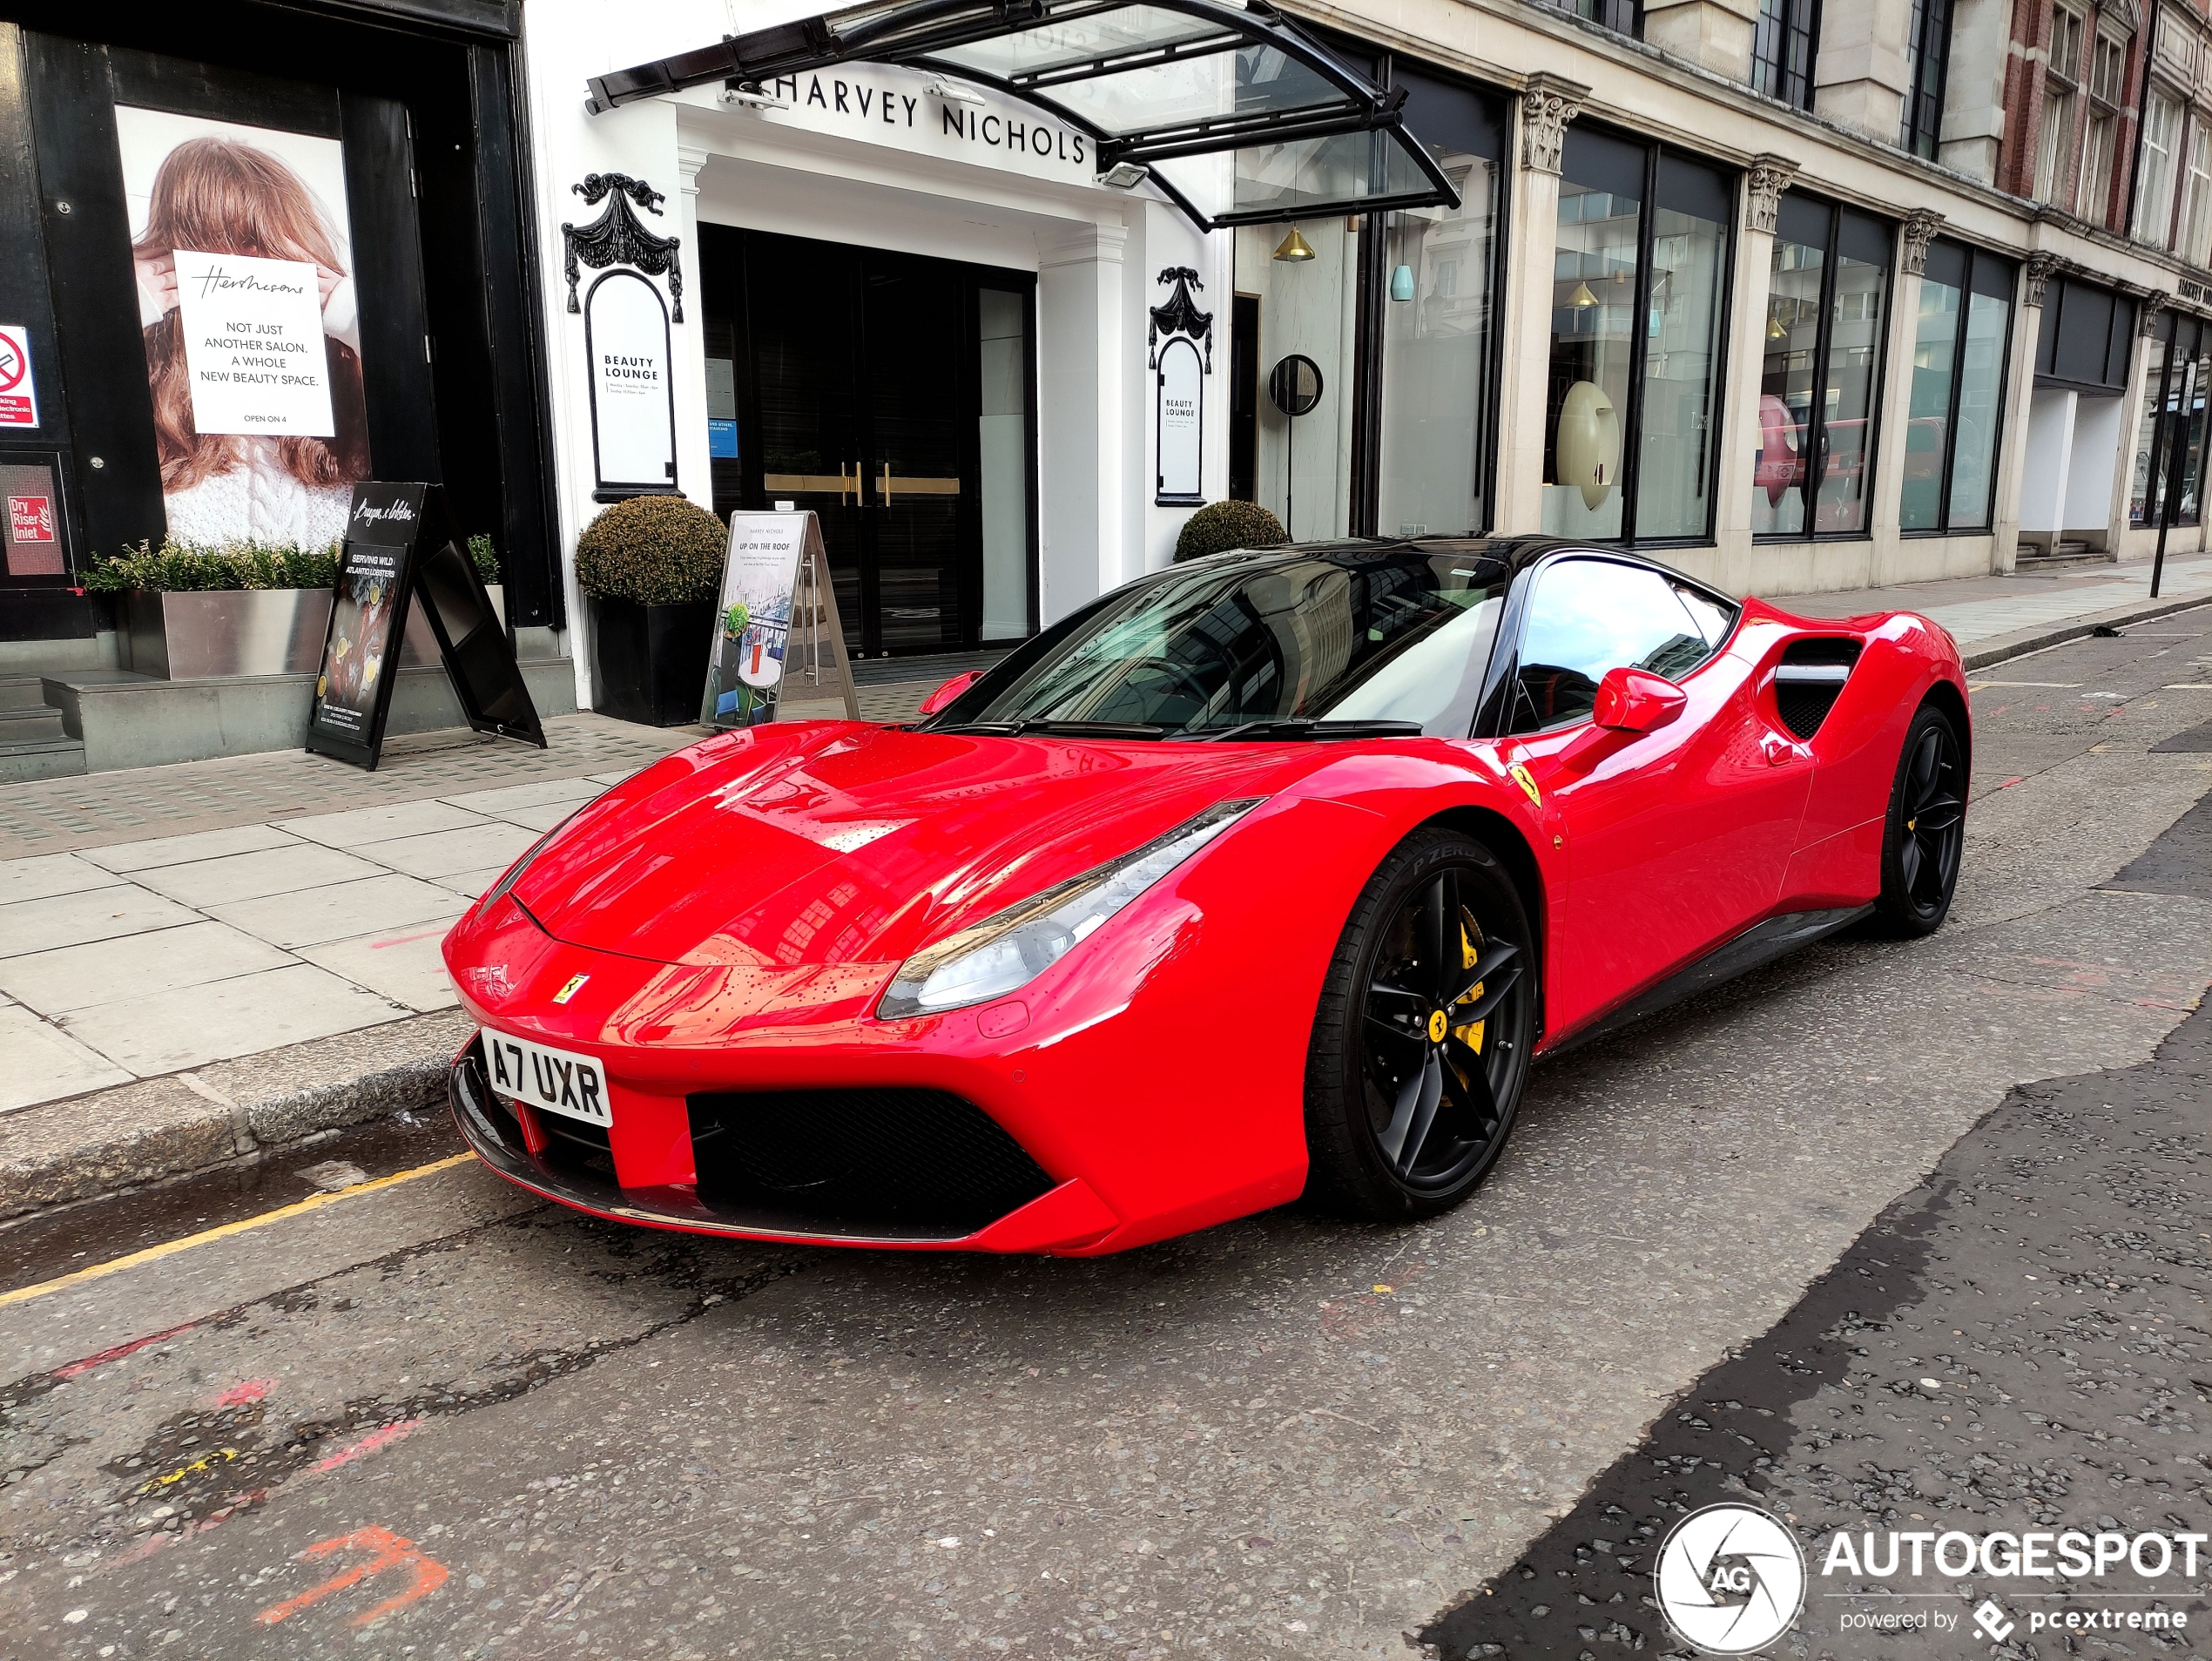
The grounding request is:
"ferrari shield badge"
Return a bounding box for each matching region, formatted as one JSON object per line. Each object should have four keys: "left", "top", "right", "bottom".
{"left": 551, "top": 974, "right": 590, "bottom": 1005}
{"left": 1508, "top": 763, "right": 1542, "bottom": 807}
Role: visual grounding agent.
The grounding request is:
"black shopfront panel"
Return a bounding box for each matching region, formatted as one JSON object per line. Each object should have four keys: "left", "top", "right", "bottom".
{"left": 0, "top": 0, "right": 558, "bottom": 642}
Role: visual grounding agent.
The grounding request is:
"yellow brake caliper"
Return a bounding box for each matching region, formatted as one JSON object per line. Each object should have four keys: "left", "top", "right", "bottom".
{"left": 1450, "top": 915, "right": 1486, "bottom": 1055}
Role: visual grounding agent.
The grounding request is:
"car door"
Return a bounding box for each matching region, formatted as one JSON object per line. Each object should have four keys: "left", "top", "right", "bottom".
{"left": 1495, "top": 556, "right": 1811, "bottom": 1037}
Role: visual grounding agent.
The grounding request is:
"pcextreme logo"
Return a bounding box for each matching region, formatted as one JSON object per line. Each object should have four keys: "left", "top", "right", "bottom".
{"left": 1655, "top": 1505, "right": 1807, "bottom": 1654}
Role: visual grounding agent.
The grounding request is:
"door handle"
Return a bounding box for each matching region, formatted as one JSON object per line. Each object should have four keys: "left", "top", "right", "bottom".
{"left": 1760, "top": 733, "right": 1798, "bottom": 766}
{"left": 876, "top": 462, "right": 961, "bottom": 503}
{"left": 761, "top": 466, "right": 862, "bottom": 508}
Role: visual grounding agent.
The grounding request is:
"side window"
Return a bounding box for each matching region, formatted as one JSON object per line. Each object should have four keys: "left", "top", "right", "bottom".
{"left": 1512, "top": 560, "right": 1717, "bottom": 730}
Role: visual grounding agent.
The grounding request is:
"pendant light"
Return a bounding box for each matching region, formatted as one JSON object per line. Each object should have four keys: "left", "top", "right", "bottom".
{"left": 1567, "top": 280, "right": 1599, "bottom": 308}
{"left": 1272, "top": 225, "right": 1316, "bottom": 262}
{"left": 1390, "top": 264, "right": 1415, "bottom": 301}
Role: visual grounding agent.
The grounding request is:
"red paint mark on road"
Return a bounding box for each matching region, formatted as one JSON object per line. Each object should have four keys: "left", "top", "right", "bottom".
{"left": 216, "top": 1379, "right": 270, "bottom": 1407}
{"left": 53, "top": 1321, "right": 199, "bottom": 1380}
{"left": 257, "top": 1525, "right": 448, "bottom": 1630}
{"left": 369, "top": 927, "right": 448, "bottom": 950}
{"left": 1997, "top": 776, "right": 2025, "bottom": 789}
{"left": 314, "top": 1416, "right": 424, "bottom": 1472}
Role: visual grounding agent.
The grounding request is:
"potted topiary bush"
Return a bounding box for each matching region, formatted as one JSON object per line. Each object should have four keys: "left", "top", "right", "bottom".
{"left": 1172, "top": 499, "right": 1289, "bottom": 563}
{"left": 575, "top": 494, "right": 726, "bottom": 726}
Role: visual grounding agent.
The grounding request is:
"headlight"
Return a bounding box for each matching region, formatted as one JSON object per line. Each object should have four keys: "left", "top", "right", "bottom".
{"left": 877, "top": 797, "right": 1264, "bottom": 1019}
{"left": 481, "top": 809, "right": 582, "bottom": 910}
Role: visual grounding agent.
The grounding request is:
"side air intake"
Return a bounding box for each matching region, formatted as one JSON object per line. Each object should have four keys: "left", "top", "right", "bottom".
{"left": 1772, "top": 638, "right": 1863, "bottom": 740}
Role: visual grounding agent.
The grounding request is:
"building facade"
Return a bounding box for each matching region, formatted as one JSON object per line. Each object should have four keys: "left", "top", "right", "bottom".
{"left": 525, "top": 0, "right": 2212, "bottom": 705}
{"left": 9, "top": 0, "right": 2212, "bottom": 753}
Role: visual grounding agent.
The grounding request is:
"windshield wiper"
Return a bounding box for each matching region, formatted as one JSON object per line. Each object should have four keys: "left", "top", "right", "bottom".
{"left": 928, "top": 719, "right": 1171, "bottom": 739}
{"left": 1180, "top": 718, "right": 1428, "bottom": 743}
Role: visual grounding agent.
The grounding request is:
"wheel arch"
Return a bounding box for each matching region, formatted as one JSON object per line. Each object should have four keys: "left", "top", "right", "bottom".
{"left": 1418, "top": 804, "right": 1549, "bottom": 1036}
{"left": 1919, "top": 674, "right": 1972, "bottom": 780}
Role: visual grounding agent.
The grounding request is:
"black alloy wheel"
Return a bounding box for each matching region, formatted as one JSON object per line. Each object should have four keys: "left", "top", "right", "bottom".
{"left": 1303, "top": 829, "right": 1535, "bottom": 1221}
{"left": 1872, "top": 702, "right": 1967, "bottom": 936}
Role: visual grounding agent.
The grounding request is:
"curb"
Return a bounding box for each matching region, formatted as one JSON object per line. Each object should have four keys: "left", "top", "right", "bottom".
{"left": 1959, "top": 588, "right": 2212, "bottom": 671}
{"left": 0, "top": 1010, "right": 471, "bottom": 1222}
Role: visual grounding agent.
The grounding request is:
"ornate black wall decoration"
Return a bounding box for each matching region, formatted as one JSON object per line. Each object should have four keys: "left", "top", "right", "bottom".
{"left": 562, "top": 173, "right": 685, "bottom": 323}
{"left": 1151, "top": 268, "right": 1212, "bottom": 507}
{"left": 1147, "top": 266, "right": 1212, "bottom": 371}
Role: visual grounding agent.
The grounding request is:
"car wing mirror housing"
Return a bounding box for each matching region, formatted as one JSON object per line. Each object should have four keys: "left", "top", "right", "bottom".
{"left": 1594, "top": 665, "right": 1687, "bottom": 734}
{"left": 918, "top": 670, "right": 981, "bottom": 716}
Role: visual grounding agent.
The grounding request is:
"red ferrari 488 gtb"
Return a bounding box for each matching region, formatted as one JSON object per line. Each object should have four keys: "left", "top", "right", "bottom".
{"left": 444, "top": 537, "right": 1968, "bottom": 1255}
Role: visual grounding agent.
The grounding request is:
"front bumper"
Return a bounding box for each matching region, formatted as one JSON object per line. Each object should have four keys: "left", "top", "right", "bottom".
{"left": 448, "top": 1035, "right": 1124, "bottom": 1253}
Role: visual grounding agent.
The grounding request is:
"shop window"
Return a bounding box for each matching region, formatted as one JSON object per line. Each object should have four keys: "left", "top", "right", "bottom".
{"left": 1899, "top": 240, "right": 2014, "bottom": 534}
{"left": 1750, "top": 0, "right": 1819, "bottom": 110}
{"left": 1233, "top": 218, "right": 1361, "bottom": 541}
{"left": 2035, "top": 7, "right": 2084, "bottom": 206}
{"left": 1375, "top": 65, "right": 1505, "bottom": 538}
{"left": 2131, "top": 314, "right": 2209, "bottom": 526}
{"left": 1544, "top": 130, "right": 1731, "bottom": 544}
{"left": 1755, "top": 192, "right": 1892, "bottom": 538}
{"left": 2134, "top": 89, "right": 2182, "bottom": 244}
{"left": 1901, "top": 0, "right": 1954, "bottom": 159}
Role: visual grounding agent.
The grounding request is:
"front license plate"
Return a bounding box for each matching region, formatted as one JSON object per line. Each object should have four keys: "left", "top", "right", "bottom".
{"left": 482, "top": 1030, "right": 610, "bottom": 1126}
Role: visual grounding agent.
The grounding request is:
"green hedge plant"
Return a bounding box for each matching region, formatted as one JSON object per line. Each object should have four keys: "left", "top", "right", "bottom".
{"left": 1173, "top": 499, "right": 1289, "bottom": 564}
{"left": 574, "top": 495, "right": 726, "bottom": 606}
{"left": 81, "top": 532, "right": 502, "bottom": 593}
{"left": 79, "top": 539, "right": 342, "bottom": 593}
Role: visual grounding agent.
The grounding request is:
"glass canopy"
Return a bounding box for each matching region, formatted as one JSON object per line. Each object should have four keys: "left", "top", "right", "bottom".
{"left": 584, "top": 0, "right": 1459, "bottom": 228}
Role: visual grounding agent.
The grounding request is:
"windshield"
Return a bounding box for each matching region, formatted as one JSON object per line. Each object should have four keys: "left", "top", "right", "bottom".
{"left": 930, "top": 548, "right": 1511, "bottom": 738}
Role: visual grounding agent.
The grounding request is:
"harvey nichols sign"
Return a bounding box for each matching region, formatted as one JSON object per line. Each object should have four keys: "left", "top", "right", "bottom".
{"left": 747, "top": 68, "right": 1094, "bottom": 184}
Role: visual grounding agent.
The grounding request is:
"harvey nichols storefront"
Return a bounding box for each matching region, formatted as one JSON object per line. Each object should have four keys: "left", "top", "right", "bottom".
{"left": 534, "top": 0, "right": 2134, "bottom": 693}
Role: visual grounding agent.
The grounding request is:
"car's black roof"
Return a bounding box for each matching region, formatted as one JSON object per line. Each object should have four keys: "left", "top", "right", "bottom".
{"left": 1163, "top": 536, "right": 1736, "bottom": 604}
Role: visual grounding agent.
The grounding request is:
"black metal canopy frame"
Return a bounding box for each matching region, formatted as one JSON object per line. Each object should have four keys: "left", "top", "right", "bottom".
{"left": 583, "top": 0, "right": 1458, "bottom": 229}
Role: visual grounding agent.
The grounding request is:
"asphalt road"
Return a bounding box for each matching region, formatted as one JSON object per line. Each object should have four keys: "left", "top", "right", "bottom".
{"left": 3, "top": 607, "right": 2210, "bottom": 1661}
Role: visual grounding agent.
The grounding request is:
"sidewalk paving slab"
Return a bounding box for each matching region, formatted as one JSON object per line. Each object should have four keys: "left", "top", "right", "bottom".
{"left": 0, "top": 853, "right": 126, "bottom": 905}
{"left": 203, "top": 874, "right": 467, "bottom": 951}
{"left": 0, "top": 919, "right": 291, "bottom": 1014}
{"left": 129, "top": 841, "right": 385, "bottom": 907}
{"left": 0, "top": 886, "right": 199, "bottom": 957}
{"left": 57, "top": 962, "right": 409, "bottom": 1076}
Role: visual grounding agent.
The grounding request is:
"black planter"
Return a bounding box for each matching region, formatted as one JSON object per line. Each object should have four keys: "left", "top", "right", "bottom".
{"left": 588, "top": 596, "right": 715, "bottom": 727}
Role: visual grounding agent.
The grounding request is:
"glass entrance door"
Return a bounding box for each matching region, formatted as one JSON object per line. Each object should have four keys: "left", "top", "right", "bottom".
{"left": 705, "top": 228, "right": 1036, "bottom": 657}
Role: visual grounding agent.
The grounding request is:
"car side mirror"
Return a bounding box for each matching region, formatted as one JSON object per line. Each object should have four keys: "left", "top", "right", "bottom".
{"left": 918, "top": 670, "right": 981, "bottom": 716}
{"left": 1593, "top": 665, "right": 1687, "bottom": 734}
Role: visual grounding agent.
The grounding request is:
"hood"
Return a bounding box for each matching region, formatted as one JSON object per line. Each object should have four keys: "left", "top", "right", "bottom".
{"left": 512, "top": 723, "right": 1315, "bottom": 969}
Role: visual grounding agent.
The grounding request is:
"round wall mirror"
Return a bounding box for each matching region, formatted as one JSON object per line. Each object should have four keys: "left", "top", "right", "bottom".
{"left": 1267, "top": 354, "right": 1324, "bottom": 418}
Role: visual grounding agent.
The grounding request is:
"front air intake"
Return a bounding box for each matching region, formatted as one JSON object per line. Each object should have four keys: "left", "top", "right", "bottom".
{"left": 687, "top": 1088, "right": 1054, "bottom": 1239}
{"left": 1772, "top": 638, "right": 1863, "bottom": 740}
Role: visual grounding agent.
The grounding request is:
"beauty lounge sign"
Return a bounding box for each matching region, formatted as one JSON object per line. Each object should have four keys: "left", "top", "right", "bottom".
{"left": 742, "top": 66, "right": 1096, "bottom": 186}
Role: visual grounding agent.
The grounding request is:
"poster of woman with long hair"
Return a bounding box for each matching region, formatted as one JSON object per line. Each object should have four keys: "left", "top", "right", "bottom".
{"left": 115, "top": 107, "right": 371, "bottom": 547}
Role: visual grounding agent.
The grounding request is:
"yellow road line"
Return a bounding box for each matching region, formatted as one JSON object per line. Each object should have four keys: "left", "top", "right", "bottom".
{"left": 0, "top": 1153, "right": 475, "bottom": 1310}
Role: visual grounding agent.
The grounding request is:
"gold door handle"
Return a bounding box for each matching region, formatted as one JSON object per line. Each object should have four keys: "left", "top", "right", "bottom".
{"left": 876, "top": 462, "right": 961, "bottom": 502}
{"left": 760, "top": 465, "right": 862, "bottom": 506}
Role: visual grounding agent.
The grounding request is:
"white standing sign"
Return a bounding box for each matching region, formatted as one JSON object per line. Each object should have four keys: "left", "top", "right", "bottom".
{"left": 702, "top": 511, "right": 858, "bottom": 727}
{"left": 172, "top": 250, "right": 336, "bottom": 436}
{"left": 585, "top": 270, "right": 676, "bottom": 492}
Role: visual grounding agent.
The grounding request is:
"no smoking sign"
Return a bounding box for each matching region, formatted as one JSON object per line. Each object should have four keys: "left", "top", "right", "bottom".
{"left": 0, "top": 325, "right": 39, "bottom": 428}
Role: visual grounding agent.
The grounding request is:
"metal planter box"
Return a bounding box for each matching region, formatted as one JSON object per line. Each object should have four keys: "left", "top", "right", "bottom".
{"left": 123, "top": 586, "right": 504, "bottom": 680}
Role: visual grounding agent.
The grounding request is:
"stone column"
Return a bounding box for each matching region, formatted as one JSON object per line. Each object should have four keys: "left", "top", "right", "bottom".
{"left": 1712, "top": 156, "right": 1797, "bottom": 594}
{"left": 1035, "top": 221, "right": 1127, "bottom": 621}
{"left": 1813, "top": 0, "right": 1915, "bottom": 145}
{"left": 1493, "top": 73, "right": 1588, "bottom": 536}
{"left": 671, "top": 145, "right": 714, "bottom": 519}
{"left": 1865, "top": 207, "right": 1940, "bottom": 583}
{"left": 1987, "top": 252, "right": 2063, "bottom": 573}
{"left": 1641, "top": 0, "right": 1760, "bottom": 79}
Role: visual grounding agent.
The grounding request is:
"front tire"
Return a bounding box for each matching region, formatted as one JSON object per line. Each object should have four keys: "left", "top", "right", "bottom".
{"left": 1871, "top": 701, "right": 1967, "bottom": 937}
{"left": 1302, "top": 828, "right": 1535, "bottom": 1222}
